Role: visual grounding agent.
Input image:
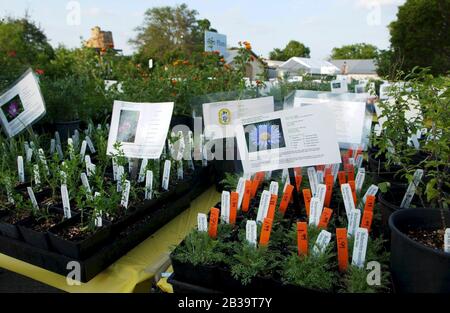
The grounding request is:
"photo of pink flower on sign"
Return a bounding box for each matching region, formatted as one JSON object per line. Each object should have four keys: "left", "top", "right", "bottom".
{"left": 2, "top": 95, "right": 24, "bottom": 122}
{"left": 116, "top": 109, "right": 139, "bottom": 143}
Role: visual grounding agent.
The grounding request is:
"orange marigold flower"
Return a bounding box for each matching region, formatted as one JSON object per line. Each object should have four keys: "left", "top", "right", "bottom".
{"left": 220, "top": 58, "right": 225, "bottom": 63}
{"left": 35, "top": 69, "right": 44, "bottom": 75}
{"left": 171, "top": 79, "right": 177, "bottom": 85}
{"left": 213, "top": 50, "right": 220, "bottom": 55}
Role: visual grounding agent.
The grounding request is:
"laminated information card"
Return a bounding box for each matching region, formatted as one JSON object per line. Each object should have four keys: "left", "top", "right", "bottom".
{"left": 0, "top": 69, "right": 46, "bottom": 138}
{"left": 235, "top": 105, "right": 341, "bottom": 173}
{"left": 107, "top": 101, "right": 174, "bottom": 159}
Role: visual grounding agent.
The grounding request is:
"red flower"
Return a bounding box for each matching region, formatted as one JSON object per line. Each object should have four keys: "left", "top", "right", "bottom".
{"left": 7, "top": 50, "right": 16, "bottom": 57}
{"left": 35, "top": 69, "right": 44, "bottom": 75}
{"left": 213, "top": 50, "right": 220, "bottom": 55}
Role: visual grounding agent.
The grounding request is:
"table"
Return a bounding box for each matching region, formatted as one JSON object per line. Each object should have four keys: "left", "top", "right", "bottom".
{"left": 0, "top": 187, "right": 220, "bottom": 293}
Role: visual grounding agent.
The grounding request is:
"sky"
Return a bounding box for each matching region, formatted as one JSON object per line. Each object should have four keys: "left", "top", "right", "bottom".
{"left": 0, "top": 0, "right": 406, "bottom": 60}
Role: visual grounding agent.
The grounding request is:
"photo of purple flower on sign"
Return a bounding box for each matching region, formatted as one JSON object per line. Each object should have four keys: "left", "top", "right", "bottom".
{"left": 2, "top": 95, "right": 24, "bottom": 122}
{"left": 244, "top": 118, "right": 286, "bottom": 152}
{"left": 116, "top": 109, "right": 139, "bottom": 143}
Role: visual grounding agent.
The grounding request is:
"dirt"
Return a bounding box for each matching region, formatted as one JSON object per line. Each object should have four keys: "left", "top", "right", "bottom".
{"left": 55, "top": 224, "right": 94, "bottom": 242}
{"left": 1, "top": 211, "right": 30, "bottom": 224}
{"left": 29, "top": 215, "right": 62, "bottom": 232}
{"left": 406, "top": 228, "right": 445, "bottom": 251}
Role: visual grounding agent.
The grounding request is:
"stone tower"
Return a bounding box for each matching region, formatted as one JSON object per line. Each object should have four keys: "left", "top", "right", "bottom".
{"left": 85, "top": 26, "right": 114, "bottom": 49}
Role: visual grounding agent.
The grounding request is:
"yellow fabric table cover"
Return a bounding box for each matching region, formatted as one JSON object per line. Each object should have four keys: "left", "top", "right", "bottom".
{"left": 0, "top": 187, "right": 219, "bottom": 293}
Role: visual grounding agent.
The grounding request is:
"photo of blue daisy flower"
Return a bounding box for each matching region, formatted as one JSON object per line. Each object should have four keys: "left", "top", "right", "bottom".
{"left": 245, "top": 118, "right": 286, "bottom": 152}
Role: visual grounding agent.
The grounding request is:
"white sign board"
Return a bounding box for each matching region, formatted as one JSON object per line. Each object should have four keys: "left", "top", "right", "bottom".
{"left": 235, "top": 105, "right": 341, "bottom": 173}
{"left": 204, "top": 31, "right": 227, "bottom": 56}
{"left": 330, "top": 80, "right": 348, "bottom": 93}
{"left": 0, "top": 69, "right": 46, "bottom": 138}
{"left": 107, "top": 101, "right": 174, "bottom": 159}
{"left": 203, "top": 97, "right": 274, "bottom": 139}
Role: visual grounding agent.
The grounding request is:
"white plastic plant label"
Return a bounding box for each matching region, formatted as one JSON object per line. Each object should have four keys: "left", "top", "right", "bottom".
{"left": 145, "top": 170, "right": 153, "bottom": 200}
{"left": 445, "top": 229, "right": 450, "bottom": 253}
{"left": 61, "top": 184, "right": 72, "bottom": 219}
{"left": 138, "top": 158, "right": 148, "bottom": 183}
{"left": 236, "top": 177, "right": 246, "bottom": 210}
{"left": 73, "top": 130, "right": 80, "bottom": 147}
{"left": 309, "top": 197, "right": 322, "bottom": 227}
{"left": 316, "top": 170, "right": 324, "bottom": 184}
{"left": 17, "top": 156, "right": 25, "bottom": 183}
{"left": 341, "top": 183, "right": 356, "bottom": 220}
{"left": 362, "top": 184, "right": 379, "bottom": 203}
{"left": 246, "top": 220, "right": 257, "bottom": 247}
{"left": 88, "top": 163, "right": 96, "bottom": 177}
{"left": 197, "top": 213, "right": 208, "bottom": 232}
{"left": 50, "top": 139, "right": 55, "bottom": 155}
{"left": 38, "top": 149, "right": 49, "bottom": 175}
{"left": 79, "top": 140, "right": 87, "bottom": 160}
{"left": 256, "top": 190, "right": 271, "bottom": 223}
{"left": 55, "top": 131, "right": 61, "bottom": 147}
{"left": 348, "top": 209, "right": 361, "bottom": 237}
{"left": 316, "top": 184, "right": 327, "bottom": 210}
{"left": 27, "top": 187, "right": 39, "bottom": 210}
{"left": 162, "top": 160, "right": 171, "bottom": 191}
{"left": 355, "top": 154, "right": 363, "bottom": 169}
{"left": 56, "top": 143, "right": 64, "bottom": 160}
{"left": 85, "top": 136, "right": 96, "bottom": 153}
{"left": 332, "top": 163, "right": 340, "bottom": 183}
{"left": 269, "top": 181, "right": 279, "bottom": 196}
{"left": 116, "top": 165, "right": 125, "bottom": 192}
{"left": 177, "top": 160, "right": 183, "bottom": 180}
{"left": 282, "top": 168, "right": 289, "bottom": 184}
{"left": 221, "top": 191, "right": 231, "bottom": 224}
{"left": 348, "top": 157, "right": 355, "bottom": 166}
{"left": 121, "top": 180, "right": 131, "bottom": 208}
{"left": 67, "top": 138, "right": 74, "bottom": 160}
{"left": 313, "top": 230, "right": 332, "bottom": 256}
{"left": 26, "top": 146, "right": 33, "bottom": 162}
{"left": 352, "top": 227, "right": 369, "bottom": 268}
{"left": 112, "top": 158, "right": 118, "bottom": 181}
{"left": 355, "top": 171, "right": 366, "bottom": 193}
{"left": 400, "top": 169, "right": 424, "bottom": 208}
{"left": 80, "top": 172, "right": 92, "bottom": 198}
{"left": 33, "top": 164, "right": 40, "bottom": 185}
{"left": 307, "top": 167, "right": 318, "bottom": 196}
{"left": 95, "top": 209, "right": 103, "bottom": 228}
{"left": 60, "top": 170, "right": 67, "bottom": 185}
{"left": 85, "top": 155, "right": 92, "bottom": 169}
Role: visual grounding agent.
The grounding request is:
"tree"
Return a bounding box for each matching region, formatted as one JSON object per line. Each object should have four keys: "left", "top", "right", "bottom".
{"left": 130, "top": 3, "right": 214, "bottom": 64}
{"left": 389, "top": 0, "right": 450, "bottom": 75}
{"left": 330, "top": 43, "right": 378, "bottom": 59}
{"left": 269, "top": 40, "right": 310, "bottom": 61}
{"left": 0, "top": 15, "right": 54, "bottom": 87}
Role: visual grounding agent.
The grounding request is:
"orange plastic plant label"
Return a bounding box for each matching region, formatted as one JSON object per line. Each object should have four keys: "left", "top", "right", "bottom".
{"left": 336, "top": 228, "right": 349, "bottom": 272}
{"left": 318, "top": 207, "right": 333, "bottom": 229}
{"left": 348, "top": 180, "right": 357, "bottom": 204}
{"left": 361, "top": 210, "right": 373, "bottom": 232}
{"left": 364, "top": 194, "right": 376, "bottom": 212}
{"left": 295, "top": 175, "right": 302, "bottom": 192}
{"left": 259, "top": 217, "right": 273, "bottom": 246}
{"left": 302, "top": 188, "right": 312, "bottom": 217}
{"left": 338, "top": 171, "right": 347, "bottom": 186}
{"left": 324, "top": 174, "right": 333, "bottom": 207}
{"left": 279, "top": 184, "right": 294, "bottom": 214}
{"left": 208, "top": 207, "right": 220, "bottom": 239}
{"left": 267, "top": 194, "right": 278, "bottom": 221}
{"left": 241, "top": 180, "right": 252, "bottom": 212}
{"left": 230, "top": 192, "right": 238, "bottom": 224}
{"left": 294, "top": 167, "right": 302, "bottom": 176}
{"left": 297, "top": 222, "right": 308, "bottom": 256}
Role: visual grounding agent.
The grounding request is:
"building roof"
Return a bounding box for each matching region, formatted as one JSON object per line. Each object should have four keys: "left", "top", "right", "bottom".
{"left": 279, "top": 57, "right": 340, "bottom": 75}
{"left": 330, "top": 59, "right": 377, "bottom": 74}
{"left": 263, "top": 59, "right": 285, "bottom": 68}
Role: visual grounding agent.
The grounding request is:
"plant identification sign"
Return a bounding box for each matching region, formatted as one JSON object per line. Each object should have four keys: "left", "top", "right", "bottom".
{"left": 235, "top": 105, "right": 341, "bottom": 173}
{"left": 294, "top": 98, "right": 366, "bottom": 150}
{"left": 204, "top": 31, "right": 227, "bottom": 56}
{"left": 0, "top": 69, "right": 46, "bottom": 138}
{"left": 202, "top": 97, "right": 274, "bottom": 140}
{"left": 107, "top": 101, "right": 174, "bottom": 159}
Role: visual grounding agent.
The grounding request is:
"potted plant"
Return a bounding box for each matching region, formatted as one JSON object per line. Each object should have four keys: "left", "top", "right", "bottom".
{"left": 389, "top": 69, "right": 449, "bottom": 293}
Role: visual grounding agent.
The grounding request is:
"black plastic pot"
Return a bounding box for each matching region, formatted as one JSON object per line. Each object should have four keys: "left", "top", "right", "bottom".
{"left": 17, "top": 208, "right": 65, "bottom": 251}
{"left": 0, "top": 210, "right": 23, "bottom": 240}
{"left": 54, "top": 120, "right": 80, "bottom": 142}
{"left": 168, "top": 273, "right": 220, "bottom": 293}
{"left": 389, "top": 208, "right": 450, "bottom": 293}
{"left": 48, "top": 214, "right": 112, "bottom": 259}
{"left": 378, "top": 186, "right": 425, "bottom": 234}
{"left": 171, "top": 257, "right": 219, "bottom": 290}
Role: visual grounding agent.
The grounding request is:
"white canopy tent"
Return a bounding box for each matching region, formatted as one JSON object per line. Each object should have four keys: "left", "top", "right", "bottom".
{"left": 278, "top": 57, "right": 340, "bottom": 76}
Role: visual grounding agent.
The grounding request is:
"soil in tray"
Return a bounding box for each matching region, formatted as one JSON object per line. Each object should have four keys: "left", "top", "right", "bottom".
{"left": 53, "top": 223, "right": 96, "bottom": 242}
{"left": 1, "top": 211, "right": 30, "bottom": 224}
{"left": 406, "top": 228, "right": 446, "bottom": 251}
{"left": 27, "top": 215, "right": 63, "bottom": 232}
